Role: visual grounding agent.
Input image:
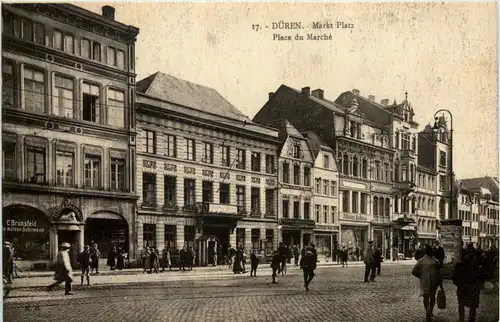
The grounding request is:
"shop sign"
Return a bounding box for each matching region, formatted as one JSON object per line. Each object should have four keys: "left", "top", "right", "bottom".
{"left": 3, "top": 218, "right": 48, "bottom": 234}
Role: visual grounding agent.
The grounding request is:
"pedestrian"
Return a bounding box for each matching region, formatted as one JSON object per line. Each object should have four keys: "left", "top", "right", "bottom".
{"left": 162, "top": 247, "right": 172, "bottom": 272}
{"left": 453, "top": 243, "right": 485, "bottom": 322}
{"left": 212, "top": 245, "right": 218, "bottom": 267}
{"left": 287, "top": 245, "right": 293, "bottom": 264}
{"left": 250, "top": 250, "right": 259, "bottom": 276}
{"left": 374, "top": 245, "right": 383, "bottom": 276}
{"left": 293, "top": 245, "right": 299, "bottom": 266}
{"left": 434, "top": 241, "right": 445, "bottom": 268}
{"left": 187, "top": 246, "right": 195, "bottom": 270}
{"left": 107, "top": 245, "right": 117, "bottom": 270}
{"left": 355, "top": 246, "right": 360, "bottom": 262}
{"left": 233, "top": 246, "right": 245, "bottom": 274}
{"left": 300, "top": 246, "right": 317, "bottom": 291}
{"left": 48, "top": 242, "right": 74, "bottom": 295}
{"left": 270, "top": 250, "right": 281, "bottom": 284}
{"left": 3, "top": 241, "right": 14, "bottom": 284}
{"left": 278, "top": 242, "right": 287, "bottom": 275}
{"left": 412, "top": 245, "right": 443, "bottom": 322}
{"left": 241, "top": 247, "right": 247, "bottom": 271}
{"left": 364, "top": 241, "right": 376, "bottom": 282}
{"left": 393, "top": 245, "right": 399, "bottom": 262}
{"left": 90, "top": 243, "right": 100, "bottom": 275}
{"left": 415, "top": 245, "right": 424, "bottom": 261}
{"left": 228, "top": 245, "right": 236, "bottom": 268}
{"left": 116, "top": 247, "right": 125, "bottom": 270}
{"left": 340, "top": 246, "right": 348, "bottom": 267}
{"left": 149, "top": 248, "right": 159, "bottom": 274}
{"left": 179, "top": 246, "right": 187, "bottom": 271}
{"left": 77, "top": 245, "right": 91, "bottom": 286}
{"left": 141, "top": 247, "right": 150, "bottom": 273}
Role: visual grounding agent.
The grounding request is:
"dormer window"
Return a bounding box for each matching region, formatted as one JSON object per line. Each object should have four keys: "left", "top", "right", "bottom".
{"left": 350, "top": 121, "right": 357, "bottom": 138}
{"left": 293, "top": 144, "right": 300, "bottom": 158}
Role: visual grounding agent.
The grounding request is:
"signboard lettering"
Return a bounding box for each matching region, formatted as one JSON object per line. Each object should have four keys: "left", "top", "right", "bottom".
{"left": 3, "top": 219, "right": 47, "bottom": 233}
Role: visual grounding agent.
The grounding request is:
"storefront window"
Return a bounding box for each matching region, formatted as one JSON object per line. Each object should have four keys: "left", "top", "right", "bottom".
{"left": 236, "top": 228, "right": 245, "bottom": 249}
{"left": 164, "top": 225, "right": 177, "bottom": 251}
{"left": 184, "top": 225, "right": 195, "bottom": 248}
{"left": 3, "top": 205, "right": 50, "bottom": 260}
{"left": 143, "top": 224, "right": 156, "bottom": 248}
{"left": 315, "top": 235, "right": 332, "bottom": 260}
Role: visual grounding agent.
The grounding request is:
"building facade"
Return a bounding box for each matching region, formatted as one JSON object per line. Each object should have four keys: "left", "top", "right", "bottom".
{"left": 304, "top": 131, "right": 340, "bottom": 262}
{"left": 135, "top": 72, "right": 280, "bottom": 265}
{"left": 2, "top": 4, "right": 139, "bottom": 268}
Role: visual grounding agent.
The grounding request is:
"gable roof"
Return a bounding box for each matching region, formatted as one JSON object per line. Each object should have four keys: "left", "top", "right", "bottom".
{"left": 460, "top": 176, "right": 499, "bottom": 193}
{"left": 136, "top": 72, "right": 249, "bottom": 121}
{"left": 261, "top": 119, "right": 305, "bottom": 143}
{"left": 302, "top": 131, "right": 333, "bottom": 159}
{"left": 334, "top": 91, "right": 393, "bottom": 126}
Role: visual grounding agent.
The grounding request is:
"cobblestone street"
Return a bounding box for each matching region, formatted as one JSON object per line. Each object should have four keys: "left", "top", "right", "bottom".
{"left": 3, "top": 264, "right": 498, "bottom": 322}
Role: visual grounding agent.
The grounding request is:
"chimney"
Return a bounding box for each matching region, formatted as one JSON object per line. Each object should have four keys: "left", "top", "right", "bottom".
{"left": 102, "top": 5, "right": 116, "bottom": 21}
{"left": 381, "top": 99, "right": 389, "bottom": 106}
{"left": 311, "top": 89, "right": 324, "bottom": 99}
{"left": 352, "top": 89, "right": 360, "bottom": 96}
{"left": 368, "top": 95, "right": 375, "bottom": 101}
{"left": 268, "top": 92, "right": 274, "bottom": 99}
{"left": 301, "top": 87, "right": 310, "bottom": 97}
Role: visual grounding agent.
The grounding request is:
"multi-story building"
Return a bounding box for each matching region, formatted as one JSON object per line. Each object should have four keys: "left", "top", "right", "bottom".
{"left": 303, "top": 131, "right": 340, "bottom": 262}
{"left": 264, "top": 120, "right": 315, "bottom": 250}
{"left": 415, "top": 166, "right": 438, "bottom": 245}
{"left": 135, "top": 72, "right": 280, "bottom": 265}
{"left": 2, "top": 4, "right": 139, "bottom": 268}
{"left": 457, "top": 176, "right": 499, "bottom": 249}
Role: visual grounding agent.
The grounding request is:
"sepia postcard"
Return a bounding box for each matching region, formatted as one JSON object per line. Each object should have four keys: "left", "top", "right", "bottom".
{"left": 1, "top": 1, "right": 498, "bottom": 322}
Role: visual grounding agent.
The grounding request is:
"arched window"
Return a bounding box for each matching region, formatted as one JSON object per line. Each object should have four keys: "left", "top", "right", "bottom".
{"left": 373, "top": 197, "right": 378, "bottom": 216}
{"left": 378, "top": 197, "right": 384, "bottom": 217}
{"left": 362, "top": 159, "right": 368, "bottom": 178}
{"left": 385, "top": 198, "right": 390, "bottom": 216}
{"left": 422, "top": 197, "right": 426, "bottom": 210}
{"left": 427, "top": 199, "right": 432, "bottom": 211}
{"left": 411, "top": 197, "right": 416, "bottom": 214}
{"left": 342, "top": 153, "right": 349, "bottom": 175}
{"left": 353, "top": 156, "right": 359, "bottom": 177}
{"left": 439, "top": 199, "right": 446, "bottom": 220}
{"left": 410, "top": 164, "right": 415, "bottom": 183}
{"left": 394, "top": 196, "right": 399, "bottom": 213}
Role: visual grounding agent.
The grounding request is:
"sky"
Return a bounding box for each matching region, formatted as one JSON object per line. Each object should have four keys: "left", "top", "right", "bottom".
{"left": 78, "top": 2, "right": 498, "bottom": 179}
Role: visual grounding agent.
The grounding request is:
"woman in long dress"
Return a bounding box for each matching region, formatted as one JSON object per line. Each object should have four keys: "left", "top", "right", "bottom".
{"left": 233, "top": 247, "right": 244, "bottom": 274}
{"left": 107, "top": 246, "right": 117, "bottom": 270}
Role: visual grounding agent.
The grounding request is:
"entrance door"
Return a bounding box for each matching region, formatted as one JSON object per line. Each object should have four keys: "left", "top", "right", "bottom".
{"left": 203, "top": 226, "right": 229, "bottom": 260}
{"left": 282, "top": 230, "right": 300, "bottom": 247}
{"left": 57, "top": 230, "right": 79, "bottom": 268}
{"left": 85, "top": 215, "right": 128, "bottom": 259}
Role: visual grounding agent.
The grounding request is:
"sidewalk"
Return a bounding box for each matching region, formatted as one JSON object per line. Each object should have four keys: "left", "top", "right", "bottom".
{"left": 11, "top": 260, "right": 416, "bottom": 290}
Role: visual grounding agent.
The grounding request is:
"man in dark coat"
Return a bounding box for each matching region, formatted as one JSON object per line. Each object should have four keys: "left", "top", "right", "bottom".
{"left": 434, "top": 241, "right": 445, "bottom": 268}
{"left": 77, "top": 245, "right": 91, "bottom": 286}
{"left": 250, "top": 250, "right": 259, "bottom": 276}
{"left": 300, "top": 246, "right": 316, "bottom": 291}
{"left": 293, "top": 245, "right": 300, "bottom": 266}
{"left": 270, "top": 250, "right": 281, "bottom": 284}
{"left": 107, "top": 246, "right": 117, "bottom": 270}
{"left": 374, "top": 245, "right": 383, "bottom": 276}
{"left": 364, "top": 241, "right": 376, "bottom": 282}
{"left": 340, "top": 246, "right": 348, "bottom": 267}
{"left": 149, "top": 248, "right": 159, "bottom": 274}
{"left": 3, "top": 241, "right": 14, "bottom": 283}
{"left": 278, "top": 242, "right": 287, "bottom": 275}
{"left": 179, "top": 246, "right": 187, "bottom": 271}
{"left": 415, "top": 245, "right": 424, "bottom": 261}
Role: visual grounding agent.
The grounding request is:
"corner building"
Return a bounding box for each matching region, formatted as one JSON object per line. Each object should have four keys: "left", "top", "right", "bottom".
{"left": 2, "top": 4, "right": 139, "bottom": 268}
{"left": 135, "top": 72, "right": 280, "bottom": 265}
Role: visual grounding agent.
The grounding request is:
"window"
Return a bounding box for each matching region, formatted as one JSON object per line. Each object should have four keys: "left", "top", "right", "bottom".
{"left": 265, "top": 155, "right": 275, "bottom": 174}
{"left": 202, "top": 181, "right": 213, "bottom": 203}
{"left": 142, "top": 173, "right": 156, "bottom": 205}
{"left": 315, "top": 178, "right": 321, "bottom": 194}
{"left": 384, "top": 163, "right": 390, "bottom": 182}
{"left": 293, "top": 164, "right": 300, "bottom": 185}
{"left": 394, "top": 196, "right": 399, "bottom": 213}
{"left": 395, "top": 164, "right": 400, "bottom": 182}
{"left": 323, "top": 206, "right": 328, "bottom": 223}
{"left": 251, "top": 188, "right": 260, "bottom": 213}
{"left": 81, "top": 39, "right": 91, "bottom": 59}
{"left": 440, "top": 151, "right": 447, "bottom": 167}
{"left": 402, "top": 134, "right": 410, "bottom": 150}
{"left": 293, "top": 201, "right": 300, "bottom": 219}
{"left": 331, "top": 181, "right": 337, "bottom": 196}
{"left": 54, "top": 75, "right": 74, "bottom": 118}
{"left": 251, "top": 229, "right": 260, "bottom": 250}
{"left": 3, "top": 141, "right": 15, "bottom": 180}
{"left": 323, "top": 154, "right": 330, "bottom": 168}
{"left": 374, "top": 161, "right": 381, "bottom": 181}
{"left": 315, "top": 205, "right": 321, "bottom": 222}
{"left": 82, "top": 82, "right": 100, "bottom": 123}
{"left": 21, "top": 19, "right": 33, "bottom": 41}
{"left": 164, "top": 225, "right": 176, "bottom": 251}
{"left": 440, "top": 175, "right": 446, "bottom": 191}
{"left": 53, "top": 30, "right": 63, "bottom": 50}
{"left": 265, "top": 189, "right": 275, "bottom": 215}
{"left": 283, "top": 200, "right": 289, "bottom": 218}
{"left": 184, "top": 179, "right": 196, "bottom": 206}
{"left": 144, "top": 130, "right": 156, "bottom": 154}
{"left": 33, "top": 22, "right": 44, "bottom": 44}
{"left": 236, "top": 149, "right": 246, "bottom": 169}
{"left": 303, "top": 167, "right": 311, "bottom": 186}
{"left": 331, "top": 206, "right": 336, "bottom": 223}
{"left": 84, "top": 155, "right": 101, "bottom": 188}
{"left": 412, "top": 137, "right": 416, "bottom": 151}
{"left": 342, "top": 153, "right": 349, "bottom": 175}
{"left": 219, "top": 183, "right": 230, "bottom": 204}
{"left": 202, "top": 143, "right": 213, "bottom": 164}
{"left": 24, "top": 67, "right": 45, "bottom": 113}
{"left": 266, "top": 230, "right": 274, "bottom": 249}
{"left": 282, "top": 162, "right": 290, "bottom": 183}
{"left": 3, "top": 61, "right": 15, "bottom": 107}
{"left": 163, "top": 176, "right": 176, "bottom": 207}
{"left": 236, "top": 228, "right": 245, "bottom": 249}
{"left": 92, "top": 42, "right": 101, "bottom": 61}
{"left": 221, "top": 144, "right": 230, "bottom": 166}
{"left": 293, "top": 144, "right": 300, "bottom": 158}
{"left": 165, "top": 134, "right": 176, "bottom": 157}
{"left": 323, "top": 180, "right": 329, "bottom": 196}
{"left": 342, "top": 191, "right": 349, "bottom": 212}
{"left": 353, "top": 156, "right": 359, "bottom": 176}
{"left": 186, "top": 139, "right": 195, "bottom": 161}
{"left": 304, "top": 202, "right": 310, "bottom": 220}
{"left": 63, "top": 34, "right": 74, "bottom": 53}
{"left": 3, "top": 13, "right": 14, "bottom": 36}
{"left": 117, "top": 50, "right": 125, "bottom": 69}
{"left": 107, "top": 47, "right": 116, "bottom": 66}
{"left": 54, "top": 150, "right": 74, "bottom": 187}
{"left": 108, "top": 89, "right": 125, "bottom": 128}
{"left": 110, "top": 158, "right": 125, "bottom": 191}
{"left": 251, "top": 152, "right": 261, "bottom": 172}
{"left": 143, "top": 224, "right": 156, "bottom": 248}
{"left": 401, "top": 165, "right": 407, "bottom": 182}
{"left": 236, "top": 186, "right": 246, "bottom": 212}
{"left": 25, "top": 146, "right": 46, "bottom": 183}
{"left": 352, "top": 192, "right": 358, "bottom": 213}
{"left": 360, "top": 193, "right": 367, "bottom": 214}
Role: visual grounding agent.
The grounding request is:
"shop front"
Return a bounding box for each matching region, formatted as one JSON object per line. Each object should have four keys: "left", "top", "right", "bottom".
{"left": 393, "top": 225, "right": 417, "bottom": 258}
{"left": 340, "top": 225, "right": 368, "bottom": 261}
{"left": 313, "top": 229, "right": 338, "bottom": 262}
{"left": 372, "top": 227, "right": 391, "bottom": 260}
{"left": 85, "top": 212, "right": 129, "bottom": 259}
{"left": 279, "top": 218, "right": 315, "bottom": 250}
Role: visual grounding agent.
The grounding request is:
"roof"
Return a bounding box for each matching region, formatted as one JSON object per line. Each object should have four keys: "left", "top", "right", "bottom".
{"left": 136, "top": 72, "right": 249, "bottom": 121}
{"left": 284, "top": 85, "right": 345, "bottom": 114}
{"left": 334, "top": 91, "right": 393, "bottom": 126}
{"left": 460, "top": 176, "right": 499, "bottom": 193}
{"left": 262, "top": 119, "right": 305, "bottom": 143}
{"left": 302, "top": 131, "right": 333, "bottom": 159}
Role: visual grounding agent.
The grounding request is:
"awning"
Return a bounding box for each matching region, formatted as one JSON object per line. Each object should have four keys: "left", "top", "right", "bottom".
{"left": 88, "top": 212, "right": 125, "bottom": 220}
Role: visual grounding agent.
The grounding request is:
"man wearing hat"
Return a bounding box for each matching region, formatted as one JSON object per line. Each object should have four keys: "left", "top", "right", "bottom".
{"left": 77, "top": 245, "right": 91, "bottom": 286}
{"left": 48, "top": 242, "right": 74, "bottom": 295}
{"left": 300, "top": 246, "right": 317, "bottom": 291}
{"left": 364, "top": 241, "right": 376, "bottom": 282}
{"left": 3, "top": 241, "right": 14, "bottom": 283}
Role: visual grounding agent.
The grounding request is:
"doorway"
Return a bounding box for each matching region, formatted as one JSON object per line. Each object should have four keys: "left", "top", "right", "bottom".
{"left": 57, "top": 230, "right": 79, "bottom": 268}
{"left": 203, "top": 226, "right": 230, "bottom": 258}
{"left": 85, "top": 216, "right": 128, "bottom": 259}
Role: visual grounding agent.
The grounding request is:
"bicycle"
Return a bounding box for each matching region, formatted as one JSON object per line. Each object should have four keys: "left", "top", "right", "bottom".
{"left": 13, "top": 262, "right": 30, "bottom": 279}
